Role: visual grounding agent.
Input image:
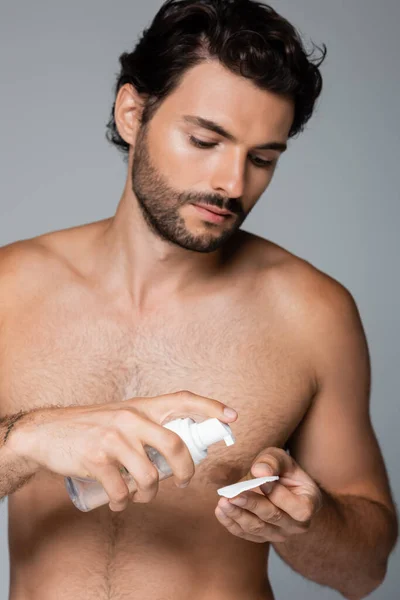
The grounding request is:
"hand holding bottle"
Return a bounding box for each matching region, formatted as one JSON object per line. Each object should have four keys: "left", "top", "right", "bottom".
{"left": 6, "top": 391, "right": 238, "bottom": 511}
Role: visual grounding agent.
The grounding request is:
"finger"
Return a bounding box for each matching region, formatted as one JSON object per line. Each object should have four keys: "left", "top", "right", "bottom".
{"left": 112, "top": 442, "right": 160, "bottom": 504}
{"left": 130, "top": 391, "right": 238, "bottom": 425}
{"left": 215, "top": 506, "right": 264, "bottom": 544}
{"left": 96, "top": 427, "right": 160, "bottom": 504}
{"left": 133, "top": 418, "right": 196, "bottom": 488}
{"left": 263, "top": 482, "right": 317, "bottom": 524}
{"left": 251, "top": 447, "right": 296, "bottom": 478}
{"left": 108, "top": 411, "right": 195, "bottom": 487}
{"left": 216, "top": 500, "right": 287, "bottom": 543}
{"left": 87, "top": 430, "right": 143, "bottom": 510}
{"left": 89, "top": 463, "right": 130, "bottom": 512}
{"left": 228, "top": 490, "right": 309, "bottom": 534}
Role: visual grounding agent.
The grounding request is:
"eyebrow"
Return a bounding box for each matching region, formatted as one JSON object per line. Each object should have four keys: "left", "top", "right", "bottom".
{"left": 182, "top": 115, "right": 287, "bottom": 153}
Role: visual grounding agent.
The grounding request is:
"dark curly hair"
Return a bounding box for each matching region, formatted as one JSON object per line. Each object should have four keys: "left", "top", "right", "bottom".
{"left": 106, "top": 0, "right": 327, "bottom": 156}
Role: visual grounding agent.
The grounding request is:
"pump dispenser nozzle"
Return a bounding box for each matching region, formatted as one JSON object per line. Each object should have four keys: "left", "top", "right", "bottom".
{"left": 194, "top": 418, "right": 236, "bottom": 447}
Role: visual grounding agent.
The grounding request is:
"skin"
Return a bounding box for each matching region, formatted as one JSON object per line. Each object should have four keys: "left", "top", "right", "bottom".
{"left": 0, "top": 60, "right": 397, "bottom": 600}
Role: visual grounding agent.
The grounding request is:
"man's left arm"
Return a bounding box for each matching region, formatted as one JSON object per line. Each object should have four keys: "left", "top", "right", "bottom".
{"left": 215, "top": 278, "right": 398, "bottom": 600}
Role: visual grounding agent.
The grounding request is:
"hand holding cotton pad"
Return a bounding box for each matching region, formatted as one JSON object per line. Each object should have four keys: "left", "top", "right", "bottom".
{"left": 217, "top": 476, "right": 279, "bottom": 499}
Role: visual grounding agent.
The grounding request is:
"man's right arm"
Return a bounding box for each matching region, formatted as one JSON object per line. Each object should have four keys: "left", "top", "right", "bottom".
{"left": 0, "top": 242, "right": 45, "bottom": 500}
{"left": 0, "top": 395, "right": 238, "bottom": 510}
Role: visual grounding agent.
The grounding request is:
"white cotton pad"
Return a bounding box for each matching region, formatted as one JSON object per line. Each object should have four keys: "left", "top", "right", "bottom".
{"left": 217, "top": 476, "right": 279, "bottom": 499}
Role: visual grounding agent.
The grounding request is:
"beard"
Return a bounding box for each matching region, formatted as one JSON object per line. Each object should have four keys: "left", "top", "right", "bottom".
{"left": 131, "top": 123, "right": 247, "bottom": 253}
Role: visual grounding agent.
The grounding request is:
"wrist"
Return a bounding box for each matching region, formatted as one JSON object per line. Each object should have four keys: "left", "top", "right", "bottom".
{"left": 3, "top": 410, "right": 28, "bottom": 444}
{"left": 5, "top": 414, "right": 41, "bottom": 475}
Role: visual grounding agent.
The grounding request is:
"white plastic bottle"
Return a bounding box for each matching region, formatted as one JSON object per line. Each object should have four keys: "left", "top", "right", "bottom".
{"left": 65, "top": 417, "right": 235, "bottom": 512}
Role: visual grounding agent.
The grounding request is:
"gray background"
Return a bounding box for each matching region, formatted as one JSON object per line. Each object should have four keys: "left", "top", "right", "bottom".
{"left": 0, "top": 0, "right": 399, "bottom": 598}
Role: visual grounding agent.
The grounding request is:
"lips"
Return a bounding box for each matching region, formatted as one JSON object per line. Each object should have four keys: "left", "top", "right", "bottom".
{"left": 192, "top": 203, "right": 234, "bottom": 217}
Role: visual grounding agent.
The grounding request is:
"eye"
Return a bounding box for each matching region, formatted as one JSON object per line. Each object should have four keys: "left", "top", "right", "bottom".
{"left": 189, "top": 135, "right": 275, "bottom": 169}
{"left": 250, "top": 156, "right": 275, "bottom": 169}
{"left": 189, "top": 135, "right": 217, "bottom": 149}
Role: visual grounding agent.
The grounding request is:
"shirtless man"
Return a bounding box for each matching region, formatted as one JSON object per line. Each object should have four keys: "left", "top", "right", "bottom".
{"left": 0, "top": 1, "right": 397, "bottom": 599}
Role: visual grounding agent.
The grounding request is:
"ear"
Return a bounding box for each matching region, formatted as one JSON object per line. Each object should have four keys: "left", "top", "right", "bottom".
{"left": 114, "top": 83, "right": 147, "bottom": 147}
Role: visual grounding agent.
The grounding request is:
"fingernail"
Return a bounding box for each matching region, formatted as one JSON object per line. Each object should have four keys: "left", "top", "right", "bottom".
{"left": 253, "top": 463, "right": 273, "bottom": 476}
{"left": 223, "top": 407, "right": 237, "bottom": 419}
{"left": 260, "top": 483, "right": 273, "bottom": 495}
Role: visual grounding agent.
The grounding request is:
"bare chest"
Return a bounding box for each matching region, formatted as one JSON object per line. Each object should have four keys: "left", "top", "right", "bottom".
{"left": 3, "top": 290, "right": 316, "bottom": 598}
{"left": 2, "top": 295, "right": 313, "bottom": 478}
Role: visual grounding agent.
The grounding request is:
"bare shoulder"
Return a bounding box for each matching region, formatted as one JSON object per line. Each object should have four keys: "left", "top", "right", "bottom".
{"left": 0, "top": 220, "right": 108, "bottom": 318}
{"left": 0, "top": 240, "right": 59, "bottom": 324}
{"left": 241, "top": 231, "right": 362, "bottom": 335}
{"left": 0, "top": 237, "right": 57, "bottom": 293}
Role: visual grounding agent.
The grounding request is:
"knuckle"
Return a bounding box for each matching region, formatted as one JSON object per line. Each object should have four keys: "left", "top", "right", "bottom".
{"left": 164, "top": 431, "right": 186, "bottom": 454}
{"left": 244, "top": 497, "right": 256, "bottom": 511}
{"left": 101, "top": 429, "right": 126, "bottom": 454}
{"left": 103, "top": 428, "right": 121, "bottom": 445}
{"left": 235, "top": 529, "right": 246, "bottom": 538}
{"left": 247, "top": 521, "right": 264, "bottom": 535}
{"left": 111, "top": 488, "right": 128, "bottom": 504}
{"left": 296, "top": 511, "right": 312, "bottom": 525}
{"left": 138, "top": 467, "right": 159, "bottom": 490}
{"left": 177, "top": 468, "right": 194, "bottom": 483}
{"left": 90, "top": 449, "right": 108, "bottom": 466}
{"left": 296, "top": 498, "right": 314, "bottom": 523}
{"left": 294, "top": 521, "right": 310, "bottom": 533}
{"left": 114, "top": 409, "right": 136, "bottom": 424}
{"left": 268, "top": 509, "right": 283, "bottom": 524}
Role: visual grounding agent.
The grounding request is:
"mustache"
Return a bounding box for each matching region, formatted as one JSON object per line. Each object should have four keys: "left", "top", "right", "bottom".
{"left": 182, "top": 192, "right": 244, "bottom": 217}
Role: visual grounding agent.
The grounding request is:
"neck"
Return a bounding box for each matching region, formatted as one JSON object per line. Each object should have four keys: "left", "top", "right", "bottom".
{"left": 95, "top": 178, "right": 227, "bottom": 312}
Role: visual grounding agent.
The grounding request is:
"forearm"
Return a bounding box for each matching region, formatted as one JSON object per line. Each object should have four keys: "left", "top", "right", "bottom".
{"left": 272, "top": 488, "right": 398, "bottom": 600}
{"left": 0, "top": 410, "right": 39, "bottom": 499}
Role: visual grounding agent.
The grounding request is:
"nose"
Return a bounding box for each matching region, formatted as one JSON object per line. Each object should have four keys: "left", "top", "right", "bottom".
{"left": 210, "top": 148, "right": 247, "bottom": 200}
